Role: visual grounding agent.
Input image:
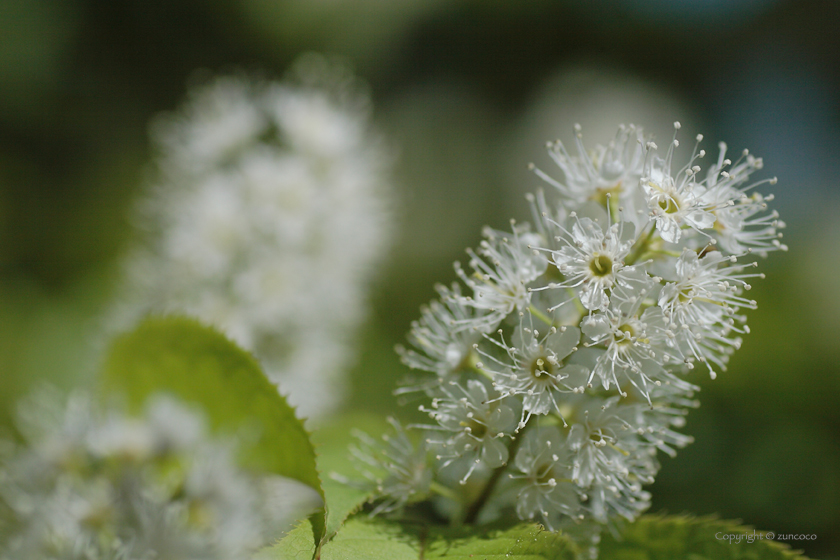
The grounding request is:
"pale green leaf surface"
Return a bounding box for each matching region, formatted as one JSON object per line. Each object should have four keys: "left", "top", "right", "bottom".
{"left": 319, "top": 478, "right": 372, "bottom": 544}
{"left": 255, "top": 518, "right": 320, "bottom": 560}
{"left": 100, "top": 316, "right": 322, "bottom": 497}
{"left": 422, "top": 522, "right": 579, "bottom": 559}
{"left": 262, "top": 514, "right": 816, "bottom": 560}
{"left": 317, "top": 517, "right": 420, "bottom": 560}
{"left": 259, "top": 515, "right": 580, "bottom": 560}
{"left": 599, "top": 515, "right": 812, "bottom": 560}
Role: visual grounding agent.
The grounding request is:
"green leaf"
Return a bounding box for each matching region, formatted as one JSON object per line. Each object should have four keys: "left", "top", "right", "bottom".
{"left": 255, "top": 516, "right": 321, "bottom": 560}
{"left": 319, "top": 477, "right": 372, "bottom": 544}
{"left": 600, "top": 515, "right": 813, "bottom": 560}
{"left": 259, "top": 515, "right": 580, "bottom": 560}
{"left": 422, "top": 521, "right": 579, "bottom": 559}
{"left": 261, "top": 514, "right": 816, "bottom": 560}
{"left": 100, "top": 316, "right": 322, "bottom": 498}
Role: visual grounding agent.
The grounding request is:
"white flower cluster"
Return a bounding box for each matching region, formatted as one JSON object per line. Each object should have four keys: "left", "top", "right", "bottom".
{"left": 112, "top": 54, "right": 392, "bottom": 420}
{"left": 0, "top": 391, "right": 278, "bottom": 560}
{"left": 364, "top": 123, "right": 785, "bottom": 555}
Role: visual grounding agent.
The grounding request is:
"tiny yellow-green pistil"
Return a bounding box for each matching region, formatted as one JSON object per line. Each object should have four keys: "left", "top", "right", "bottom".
{"left": 713, "top": 213, "right": 726, "bottom": 233}
{"left": 537, "top": 467, "right": 559, "bottom": 485}
{"left": 617, "top": 323, "right": 635, "bottom": 346}
{"left": 589, "top": 254, "right": 613, "bottom": 277}
{"left": 658, "top": 197, "right": 680, "bottom": 214}
{"left": 590, "top": 183, "right": 622, "bottom": 205}
{"left": 460, "top": 418, "right": 487, "bottom": 439}
{"left": 530, "top": 355, "right": 555, "bottom": 381}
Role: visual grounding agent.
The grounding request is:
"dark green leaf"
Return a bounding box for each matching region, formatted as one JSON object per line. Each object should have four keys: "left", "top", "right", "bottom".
{"left": 600, "top": 515, "right": 812, "bottom": 560}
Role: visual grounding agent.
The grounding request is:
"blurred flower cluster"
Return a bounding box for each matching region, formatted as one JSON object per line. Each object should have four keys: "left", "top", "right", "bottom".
{"left": 110, "top": 54, "right": 392, "bottom": 420}
{"left": 0, "top": 390, "right": 280, "bottom": 560}
{"left": 359, "top": 123, "right": 786, "bottom": 556}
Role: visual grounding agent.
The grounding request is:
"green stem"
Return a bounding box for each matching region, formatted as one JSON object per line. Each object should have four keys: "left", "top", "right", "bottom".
{"left": 429, "top": 481, "right": 459, "bottom": 501}
{"left": 549, "top": 412, "right": 572, "bottom": 428}
{"left": 625, "top": 224, "right": 656, "bottom": 266}
{"left": 472, "top": 366, "right": 494, "bottom": 382}
{"left": 692, "top": 297, "right": 725, "bottom": 307}
{"left": 565, "top": 288, "right": 586, "bottom": 317}
{"left": 650, "top": 249, "right": 682, "bottom": 258}
{"left": 607, "top": 442, "right": 630, "bottom": 457}
{"left": 467, "top": 351, "right": 495, "bottom": 382}
{"left": 528, "top": 305, "right": 554, "bottom": 327}
{"left": 607, "top": 195, "right": 621, "bottom": 223}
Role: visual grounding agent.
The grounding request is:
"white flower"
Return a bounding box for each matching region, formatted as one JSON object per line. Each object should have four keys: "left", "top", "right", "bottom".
{"left": 533, "top": 124, "right": 646, "bottom": 207}
{"left": 625, "top": 387, "right": 697, "bottom": 459}
{"left": 549, "top": 216, "right": 646, "bottom": 312}
{"left": 712, "top": 200, "right": 786, "bottom": 256}
{"left": 453, "top": 225, "right": 548, "bottom": 332}
{"left": 641, "top": 127, "right": 787, "bottom": 251}
{"left": 580, "top": 293, "right": 682, "bottom": 400}
{"left": 422, "top": 380, "right": 516, "bottom": 484}
{"left": 640, "top": 124, "right": 716, "bottom": 244}
{"left": 657, "top": 249, "right": 760, "bottom": 378}
{"left": 510, "top": 427, "right": 581, "bottom": 530}
{"left": 397, "top": 283, "right": 485, "bottom": 382}
{"left": 481, "top": 321, "right": 586, "bottom": 426}
{"left": 349, "top": 418, "right": 432, "bottom": 515}
{"left": 642, "top": 173, "right": 715, "bottom": 244}
{"left": 566, "top": 398, "right": 653, "bottom": 523}
{"left": 110, "top": 56, "right": 393, "bottom": 420}
{"left": 0, "top": 391, "right": 281, "bottom": 560}
{"left": 701, "top": 143, "right": 787, "bottom": 255}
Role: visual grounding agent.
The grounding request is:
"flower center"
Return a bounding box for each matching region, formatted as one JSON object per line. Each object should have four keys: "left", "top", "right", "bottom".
{"left": 712, "top": 211, "right": 727, "bottom": 233}
{"left": 657, "top": 196, "right": 681, "bottom": 214}
{"left": 529, "top": 355, "right": 555, "bottom": 383}
{"left": 461, "top": 417, "right": 487, "bottom": 439}
{"left": 617, "top": 323, "right": 635, "bottom": 346}
{"left": 589, "top": 254, "right": 613, "bottom": 277}
{"left": 536, "top": 465, "right": 558, "bottom": 486}
{"left": 590, "top": 182, "right": 623, "bottom": 206}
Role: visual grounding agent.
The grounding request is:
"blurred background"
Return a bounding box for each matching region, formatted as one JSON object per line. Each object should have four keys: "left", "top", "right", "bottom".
{"left": 1, "top": 0, "right": 838, "bottom": 557}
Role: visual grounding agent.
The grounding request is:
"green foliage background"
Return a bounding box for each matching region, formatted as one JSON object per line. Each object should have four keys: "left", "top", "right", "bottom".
{"left": 1, "top": 0, "right": 838, "bottom": 558}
